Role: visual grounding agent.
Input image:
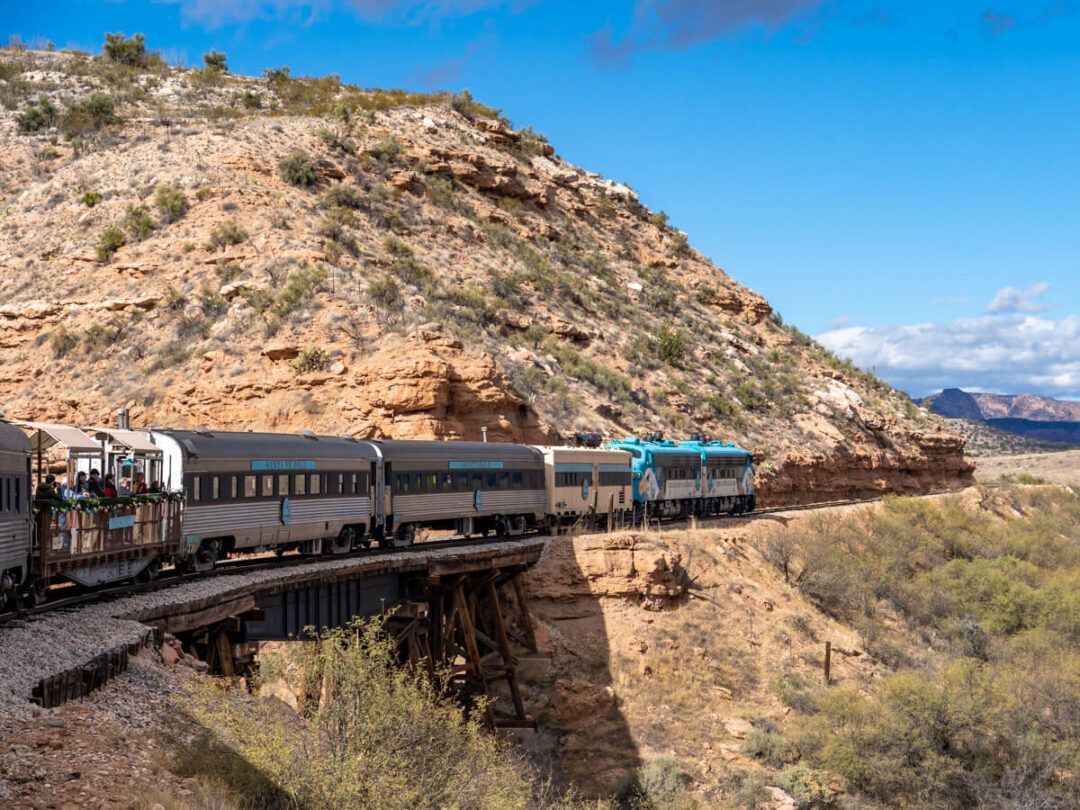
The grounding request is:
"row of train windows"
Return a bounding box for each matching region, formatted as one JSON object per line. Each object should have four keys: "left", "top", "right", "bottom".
{"left": 555, "top": 471, "right": 633, "bottom": 487}
{"left": 187, "top": 472, "right": 369, "bottom": 503}
{"left": 0, "top": 475, "right": 24, "bottom": 515}
{"left": 393, "top": 469, "right": 541, "bottom": 494}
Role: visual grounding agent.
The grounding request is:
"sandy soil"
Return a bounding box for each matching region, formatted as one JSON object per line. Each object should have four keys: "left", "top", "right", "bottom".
{"left": 974, "top": 450, "right": 1080, "bottom": 485}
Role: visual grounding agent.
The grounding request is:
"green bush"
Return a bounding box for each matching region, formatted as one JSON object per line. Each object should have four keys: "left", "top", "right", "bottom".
{"left": 545, "top": 338, "right": 632, "bottom": 399}
{"left": 735, "top": 380, "right": 765, "bottom": 411}
{"left": 95, "top": 225, "right": 126, "bottom": 262}
{"left": 240, "top": 90, "right": 262, "bottom": 110}
{"left": 62, "top": 92, "right": 118, "bottom": 139}
{"left": 278, "top": 148, "right": 318, "bottom": 187}
{"left": 102, "top": 32, "right": 148, "bottom": 67}
{"left": 369, "top": 137, "right": 403, "bottom": 163}
{"left": 321, "top": 183, "right": 364, "bottom": 209}
{"left": 317, "top": 207, "right": 355, "bottom": 243}
{"left": 206, "top": 219, "right": 248, "bottom": 250}
{"left": 202, "top": 49, "right": 227, "bottom": 73}
{"left": 80, "top": 191, "right": 102, "bottom": 207}
{"left": 743, "top": 728, "right": 791, "bottom": 769}
{"left": 384, "top": 234, "right": 413, "bottom": 258}
{"left": 167, "top": 616, "right": 544, "bottom": 808}
{"left": 657, "top": 325, "right": 686, "bottom": 365}
{"left": 367, "top": 275, "right": 404, "bottom": 320}
{"left": 121, "top": 203, "right": 155, "bottom": 240}
{"left": 619, "top": 756, "right": 694, "bottom": 810}
{"left": 291, "top": 346, "right": 330, "bottom": 374}
{"left": 49, "top": 326, "right": 78, "bottom": 358}
{"left": 271, "top": 264, "right": 328, "bottom": 317}
{"left": 153, "top": 183, "right": 188, "bottom": 223}
{"left": 15, "top": 98, "right": 58, "bottom": 133}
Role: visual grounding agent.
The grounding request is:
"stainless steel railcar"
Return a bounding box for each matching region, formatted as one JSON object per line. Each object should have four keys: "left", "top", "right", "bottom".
{"left": 152, "top": 429, "right": 379, "bottom": 569}
{"left": 0, "top": 419, "right": 31, "bottom": 607}
{"left": 376, "top": 440, "right": 546, "bottom": 544}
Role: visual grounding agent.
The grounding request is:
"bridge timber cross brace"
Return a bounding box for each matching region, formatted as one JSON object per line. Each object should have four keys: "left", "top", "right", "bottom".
{"left": 402, "top": 566, "right": 539, "bottom": 729}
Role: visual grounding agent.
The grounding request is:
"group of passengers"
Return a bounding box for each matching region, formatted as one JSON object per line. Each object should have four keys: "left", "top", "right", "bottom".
{"left": 34, "top": 470, "right": 163, "bottom": 502}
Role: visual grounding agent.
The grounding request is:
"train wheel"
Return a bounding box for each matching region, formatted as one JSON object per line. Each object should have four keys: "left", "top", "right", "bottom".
{"left": 29, "top": 580, "right": 47, "bottom": 607}
{"left": 329, "top": 528, "right": 356, "bottom": 555}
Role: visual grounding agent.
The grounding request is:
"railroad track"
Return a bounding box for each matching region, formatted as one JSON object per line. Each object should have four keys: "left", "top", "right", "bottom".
{"left": 0, "top": 487, "right": 976, "bottom": 626}
{"left": 0, "top": 534, "right": 526, "bottom": 626}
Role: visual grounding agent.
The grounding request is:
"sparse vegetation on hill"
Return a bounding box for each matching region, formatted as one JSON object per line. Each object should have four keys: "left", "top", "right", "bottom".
{"left": 0, "top": 35, "right": 969, "bottom": 503}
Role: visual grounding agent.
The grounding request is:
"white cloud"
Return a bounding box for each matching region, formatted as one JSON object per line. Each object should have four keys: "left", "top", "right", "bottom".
{"left": 985, "top": 281, "right": 1050, "bottom": 314}
{"left": 817, "top": 313, "right": 1080, "bottom": 399}
{"left": 176, "top": 0, "right": 518, "bottom": 28}
{"left": 827, "top": 314, "right": 851, "bottom": 329}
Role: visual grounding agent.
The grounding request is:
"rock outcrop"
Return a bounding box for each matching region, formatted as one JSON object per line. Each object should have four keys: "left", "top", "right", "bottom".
{"left": 0, "top": 46, "right": 972, "bottom": 498}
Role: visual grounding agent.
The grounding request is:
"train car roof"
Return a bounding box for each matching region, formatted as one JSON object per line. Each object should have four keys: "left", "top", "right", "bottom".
{"left": 606, "top": 438, "right": 699, "bottom": 458}
{"left": 0, "top": 419, "right": 31, "bottom": 454}
{"left": 368, "top": 439, "right": 543, "bottom": 462}
{"left": 679, "top": 440, "right": 752, "bottom": 458}
{"left": 151, "top": 429, "right": 378, "bottom": 460}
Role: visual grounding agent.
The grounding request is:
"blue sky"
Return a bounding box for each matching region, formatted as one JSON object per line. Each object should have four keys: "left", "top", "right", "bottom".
{"left": 5, "top": 1, "right": 1079, "bottom": 398}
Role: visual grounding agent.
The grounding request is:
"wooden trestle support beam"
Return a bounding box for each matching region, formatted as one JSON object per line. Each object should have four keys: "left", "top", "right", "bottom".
{"left": 400, "top": 565, "right": 539, "bottom": 730}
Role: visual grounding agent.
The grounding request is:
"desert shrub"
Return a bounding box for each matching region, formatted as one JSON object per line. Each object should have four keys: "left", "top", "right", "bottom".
{"left": 202, "top": 49, "right": 227, "bottom": 72}
{"left": 323, "top": 239, "right": 345, "bottom": 265}
{"left": 278, "top": 148, "right": 318, "bottom": 187}
{"left": 619, "top": 756, "right": 694, "bottom": 810}
{"left": 291, "top": 346, "right": 330, "bottom": 374}
{"left": 195, "top": 186, "right": 214, "bottom": 201}
{"left": 650, "top": 210, "right": 669, "bottom": 229}
{"left": 705, "top": 392, "right": 738, "bottom": 422}
{"left": 272, "top": 264, "right": 328, "bottom": 318}
{"left": 62, "top": 92, "right": 118, "bottom": 139}
{"left": 153, "top": 183, "right": 188, "bottom": 223}
{"left": 657, "top": 325, "right": 686, "bottom": 365}
{"left": 447, "top": 89, "right": 502, "bottom": 121}
{"left": 102, "top": 32, "right": 147, "bottom": 67}
{"left": 518, "top": 125, "right": 550, "bottom": 156}
{"left": 446, "top": 283, "right": 502, "bottom": 326}
{"left": 723, "top": 769, "right": 770, "bottom": 810}
{"left": 169, "top": 617, "right": 542, "bottom": 808}
{"left": 545, "top": 338, "right": 631, "bottom": 399}
{"left": 367, "top": 275, "right": 404, "bottom": 321}
{"left": 670, "top": 232, "right": 690, "bottom": 257}
{"left": 149, "top": 341, "right": 192, "bottom": 371}
{"left": 646, "top": 285, "right": 677, "bottom": 313}
{"left": 383, "top": 234, "right": 412, "bottom": 258}
{"left": 773, "top": 672, "right": 819, "bottom": 715}
{"left": 95, "top": 225, "right": 126, "bottom": 262}
{"left": 321, "top": 183, "right": 364, "bottom": 209}
{"left": 392, "top": 255, "right": 434, "bottom": 290}
{"left": 49, "top": 326, "right": 78, "bottom": 358}
{"left": 240, "top": 90, "right": 262, "bottom": 109}
{"left": 369, "top": 137, "right": 403, "bottom": 163}
{"left": 206, "top": 220, "right": 248, "bottom": 250}
{"left": 15, "top": 97, "right": 58, "bottom": 133}
{"left": 735, "top": 380, "right": 765, "bottom": 411}
{"left": 317, "top": 206, "right": 356, "bottom": 244}
{"left": 121, "top": 203, "right": 154, "bottom": 240}
{"left": 524, "top": 323, "right": 547, "bottom": 347}
{"left": 743, "top": 728, "right": 791, "bottom": 769}
{"left": 777, "top": 764, "right": 837, "bottom": 810}
{"left": 80, "top": 191, "right": 102, "bottom": 207}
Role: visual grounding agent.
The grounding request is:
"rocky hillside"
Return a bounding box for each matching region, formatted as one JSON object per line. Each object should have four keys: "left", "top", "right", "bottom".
{"left": 0, "top": 41, "right": 972, "bottom": 502}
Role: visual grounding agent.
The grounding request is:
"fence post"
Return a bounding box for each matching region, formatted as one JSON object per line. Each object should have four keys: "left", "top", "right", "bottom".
{"left": 824, "top": 640, "right": 832, "bottom": 684}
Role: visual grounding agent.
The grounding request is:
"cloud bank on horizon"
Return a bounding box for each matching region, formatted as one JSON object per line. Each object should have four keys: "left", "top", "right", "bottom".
{"left": 817, "top": 284, "right": 1080, "bottom": 400}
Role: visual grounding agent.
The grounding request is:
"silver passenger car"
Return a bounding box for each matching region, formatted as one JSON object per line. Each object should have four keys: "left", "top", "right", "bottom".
{"left": 152, "top": 429, "right": 378, "bottom": 568}
{"left": 374, "top": 440, "right": 546, "bottom": 544}
{"left": 0, "top": 419, "right": 31, "bottom": 605}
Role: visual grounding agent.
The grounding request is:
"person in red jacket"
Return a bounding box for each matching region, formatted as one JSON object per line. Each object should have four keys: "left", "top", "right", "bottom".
{"left": 102, "top": 472, "right": 119, "bottom": 498}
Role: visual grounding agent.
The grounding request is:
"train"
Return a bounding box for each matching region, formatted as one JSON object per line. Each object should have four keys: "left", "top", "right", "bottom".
{"left": 0, "top": 419, "right": 754, "bottom": 608}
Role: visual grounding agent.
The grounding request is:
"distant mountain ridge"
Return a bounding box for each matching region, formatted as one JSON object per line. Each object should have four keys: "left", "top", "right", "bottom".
{"left": 922, "top": 388, "right": 1080, "bottom": 449}
{"left": 924, "top": 388, "right": 1080, "bottom": 422}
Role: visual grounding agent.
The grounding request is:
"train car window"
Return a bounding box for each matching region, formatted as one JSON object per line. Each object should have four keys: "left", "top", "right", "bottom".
{"left": 425, "top": 473, "right": 436, "bottom": 491}
{"left": 310, "top": 474, "right": 321, "bottom": 496}
{"left": 241, "top": 475, "right": 254, "bottom": 498}
{"left": 193, "top": 476, "right": 202, "bottom": 502}
{"left": 471, "top": 472, "right": 482, "bottom": 490}
{"left": 400, "top": 474, "right": 410, "bottom": 493}
{"left": 441, "top": 473, "right": 452, "bottom": 491}
{"left": 485, "top": 472, "right": 496, "bottom": 488}
{"left": 512, "top": 471, "right": 523, "bottom": 489}
{"left": 14, "top": 477, "right": 20, "bottom": 512}
{"left": 452, "top": 473, "right": 465, "bottom": 491}
{"left": 260, "top": 475, "right": 272, "bottom": 498}
{"left": 212, "top": 476, "right": 220, "bottom": 500}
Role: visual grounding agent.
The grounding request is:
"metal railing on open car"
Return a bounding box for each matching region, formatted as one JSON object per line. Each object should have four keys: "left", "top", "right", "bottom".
{"left": 34, "top": 494, "right": 183, "bottom": 569}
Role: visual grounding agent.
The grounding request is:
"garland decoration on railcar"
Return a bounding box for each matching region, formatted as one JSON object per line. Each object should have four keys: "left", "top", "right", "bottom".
{"left": 31, "top": 491, "right": 184, "bottom": 515}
